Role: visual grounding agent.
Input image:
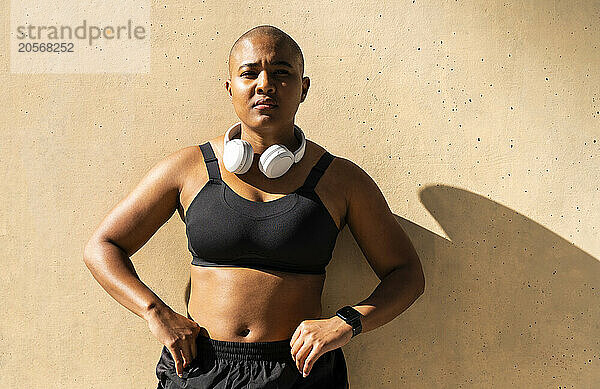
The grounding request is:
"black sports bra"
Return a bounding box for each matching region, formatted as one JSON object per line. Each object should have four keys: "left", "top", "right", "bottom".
{"left": 184, "top": 141, "right": 341, "bottom": 275}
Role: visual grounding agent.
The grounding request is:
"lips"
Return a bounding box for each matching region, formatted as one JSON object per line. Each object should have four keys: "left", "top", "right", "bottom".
{"left": 254, "top": 104, "right": 277, "bottom": 110}
{"left": 254, "top": 98, "right": 277, "bottom": 107}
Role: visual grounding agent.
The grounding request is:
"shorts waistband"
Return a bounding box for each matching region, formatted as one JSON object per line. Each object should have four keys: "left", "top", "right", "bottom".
{"left": 196, "top": 335, "right": 294, "bottom": 362}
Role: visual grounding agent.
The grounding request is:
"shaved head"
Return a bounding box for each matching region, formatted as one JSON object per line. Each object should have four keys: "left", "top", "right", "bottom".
{"left": 228, "top": 25, "right": 304, "bottom": 79}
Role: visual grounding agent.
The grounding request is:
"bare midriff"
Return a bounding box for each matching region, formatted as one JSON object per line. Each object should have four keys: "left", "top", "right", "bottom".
{"left": 188, "top": 265, "right": 326, "bottom": 342}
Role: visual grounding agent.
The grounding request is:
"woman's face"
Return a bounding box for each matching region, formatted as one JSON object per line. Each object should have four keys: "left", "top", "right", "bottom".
{"left": 225, "top": 36, "right": 309, "bottom": 129}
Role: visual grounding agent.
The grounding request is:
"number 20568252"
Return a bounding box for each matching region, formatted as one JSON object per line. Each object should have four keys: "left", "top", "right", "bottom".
{"left": 18, "top": 42, "right": 74, "bottom": 53}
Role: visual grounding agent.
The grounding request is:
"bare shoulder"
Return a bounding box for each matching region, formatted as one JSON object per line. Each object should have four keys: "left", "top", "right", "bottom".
{"left": 304, "top": 140, "right": 360, "bottom": 229}
{"left": 328, "top": 151, "right": 390, "bottom": 224}
{"left": 313, "top": 145, "right": 373, "bottom": 205}
{"left": 165, "top": 144, "right": 204, "bottom": 171}
{"left": 330, "top": 155, "right": 375, "bottom": 195}
{"left": 161, "top": 143, "right": 212, "bottom": 185}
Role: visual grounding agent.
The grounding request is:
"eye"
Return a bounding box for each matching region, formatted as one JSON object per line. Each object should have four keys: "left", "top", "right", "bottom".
{"left": 240, "top": 70, "right": 289, "bottom": 77}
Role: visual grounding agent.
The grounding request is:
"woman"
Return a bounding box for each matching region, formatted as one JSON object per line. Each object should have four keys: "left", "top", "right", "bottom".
{"left": 83, "top": 25, "right": 425, "bottom": 388}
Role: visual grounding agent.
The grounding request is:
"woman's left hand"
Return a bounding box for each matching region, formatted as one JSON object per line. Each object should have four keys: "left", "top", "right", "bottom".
{"left": 289, "top": 316, "right": 353, "bottom": 377}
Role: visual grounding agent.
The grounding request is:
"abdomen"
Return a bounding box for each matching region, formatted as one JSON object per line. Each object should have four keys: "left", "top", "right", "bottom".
{"left": 188, "top": 265, "right": 326, "bottom": 342}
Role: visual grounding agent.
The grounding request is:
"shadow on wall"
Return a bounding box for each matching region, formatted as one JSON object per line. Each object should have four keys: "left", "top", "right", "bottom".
{"left": 322, "top": 185, "right": 598, "bottom": 387}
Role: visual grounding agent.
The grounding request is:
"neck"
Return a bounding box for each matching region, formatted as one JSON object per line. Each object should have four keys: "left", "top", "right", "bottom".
{"left": 239, "top": 122, "right": 299, "bottom": 155}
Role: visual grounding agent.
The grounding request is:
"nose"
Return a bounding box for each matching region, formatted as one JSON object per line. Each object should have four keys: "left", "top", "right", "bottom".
{"left": 256, "top": 70, "right": 275, "bottom": 94}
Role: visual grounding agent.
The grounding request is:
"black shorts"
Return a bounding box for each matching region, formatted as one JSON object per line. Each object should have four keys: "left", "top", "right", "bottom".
{"left": 155, "top": 334, "right": 349, "bottom": 388}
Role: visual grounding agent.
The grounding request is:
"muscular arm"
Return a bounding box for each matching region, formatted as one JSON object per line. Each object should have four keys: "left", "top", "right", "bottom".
{"left": 338, "top": 158, "right": 425, "bottom": 334}
{"left": 289, "top": 157, "right": 426, "bottom": 377}
{"left": 83, "top": 147, "right": 191, "bottom": 321}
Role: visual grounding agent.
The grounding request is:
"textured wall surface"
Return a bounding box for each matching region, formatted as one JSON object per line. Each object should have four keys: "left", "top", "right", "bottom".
{"left": 2, "top": 1, "right": 599, "bottom": 388}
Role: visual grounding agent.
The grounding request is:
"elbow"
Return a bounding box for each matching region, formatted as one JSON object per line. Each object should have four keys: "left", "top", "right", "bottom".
{"left": 83, "top": 236, "right": 104, "bottom": 267}
{"left": 83, "top": 239, "right": 96, "bottom": 268}
{"left": 401, "top": 253, "right": 425, "bottom": 297}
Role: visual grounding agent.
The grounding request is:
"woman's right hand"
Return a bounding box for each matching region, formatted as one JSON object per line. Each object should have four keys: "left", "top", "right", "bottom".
{"left": 146, "top": 306, "right": 202, "bottom": 377}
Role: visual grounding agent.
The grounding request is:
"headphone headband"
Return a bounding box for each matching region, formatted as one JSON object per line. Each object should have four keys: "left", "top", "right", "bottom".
{"left": 223, "top": 122, "right": 306, "bottom": 163}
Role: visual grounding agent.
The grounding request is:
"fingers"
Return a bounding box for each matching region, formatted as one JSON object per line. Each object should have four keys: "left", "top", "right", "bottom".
{"left": 293, "top": 342, "right": 313, "bottom": 376}
{"left": 167, "top": 345, "right": 184, "bottom": 377}
{"left": 290, "top": 324, "right": 324, "bottom": 378}
{"left": 302, "top": 345, "right": 322, "bottom": 377}
{"left": 290, "top": 336, "right": 303, "bottom": 361}
{"left": 180, "top": 346, "right": 193, "bottom": 369}
{"left": 168, "top": 333, "right": 199, "bottom": 378}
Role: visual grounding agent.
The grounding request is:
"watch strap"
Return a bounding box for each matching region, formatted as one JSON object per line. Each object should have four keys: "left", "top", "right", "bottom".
{"left": 336, "top": 306, "right": 363, "bottom": 338}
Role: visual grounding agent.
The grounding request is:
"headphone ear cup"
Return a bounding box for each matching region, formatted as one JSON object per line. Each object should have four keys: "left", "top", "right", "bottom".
{"left": 238, "top": 141, "right": 254, "bottom": 174}
{"left": 224, "top": 139, "right": 253, "bottom": 174}
{"left": 259, "top": 145, "right": 294, "bottom": 179}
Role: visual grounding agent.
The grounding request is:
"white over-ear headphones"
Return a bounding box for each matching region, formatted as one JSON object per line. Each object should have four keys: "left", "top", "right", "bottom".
{"left": 223, "top": 122, "right": 306, "bottom": 179}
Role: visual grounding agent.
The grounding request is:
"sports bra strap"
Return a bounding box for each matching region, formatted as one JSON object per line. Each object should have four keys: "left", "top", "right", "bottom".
{"left": 299, "top": 151, "right": 335, "bottom": 191}
{"left": 199, "top": 141, "right": 334, "bottom": 191}
{"left": 199, "top": 142, "right": 222, "bottom": 182}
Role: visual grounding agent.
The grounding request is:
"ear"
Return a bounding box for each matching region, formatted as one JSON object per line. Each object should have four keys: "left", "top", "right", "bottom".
{"left": 224, "top": 80, "right": 232, "bottom": 98}
{"left": 300, "top": 77, "right": 310, "bottom": 103}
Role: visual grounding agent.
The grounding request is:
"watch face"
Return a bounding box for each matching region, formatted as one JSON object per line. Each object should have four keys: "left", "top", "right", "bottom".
{"left": 338, "top": 306, "right": 361, "bottom": 321}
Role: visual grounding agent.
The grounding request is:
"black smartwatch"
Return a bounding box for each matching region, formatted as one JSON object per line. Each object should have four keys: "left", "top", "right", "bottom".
{"left": 336, "top": 306, "right": 363, "bottom": 338}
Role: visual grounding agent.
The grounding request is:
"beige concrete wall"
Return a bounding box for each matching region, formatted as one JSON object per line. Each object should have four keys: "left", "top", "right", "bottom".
{"left": 2, "top": 1, "right": 598, "bottom": 387}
